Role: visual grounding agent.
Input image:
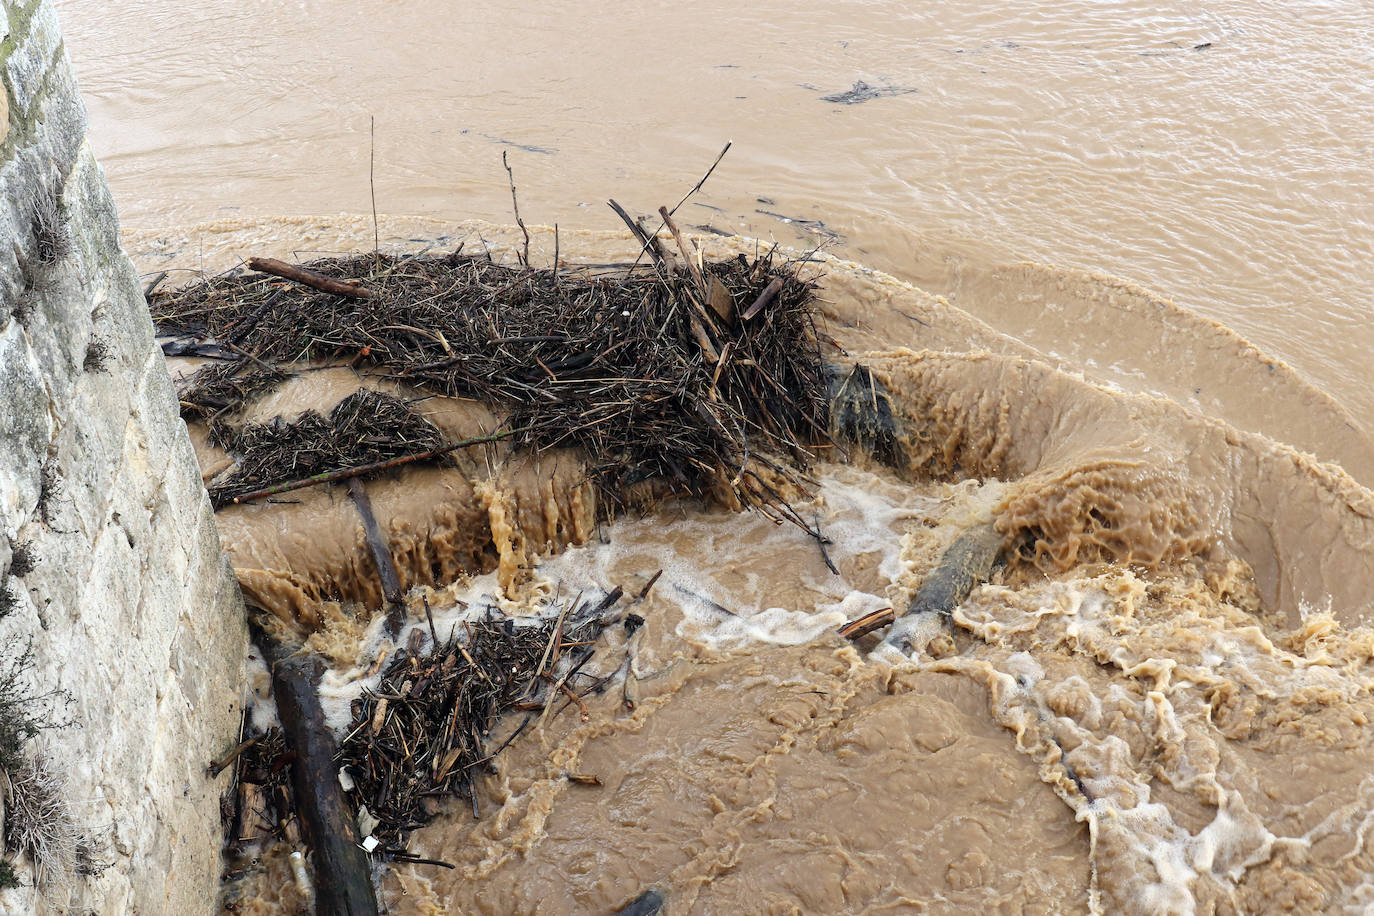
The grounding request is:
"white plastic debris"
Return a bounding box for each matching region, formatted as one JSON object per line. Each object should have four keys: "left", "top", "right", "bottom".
{"left": 289, "top": 850, "right": 314, "bottom": 901}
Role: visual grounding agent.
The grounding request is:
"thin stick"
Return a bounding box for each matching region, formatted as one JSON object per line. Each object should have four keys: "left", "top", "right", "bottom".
{"left": 207, "top": 736, "right": 259, "bottom": 778}
{"left": 142, "top": 270, "right": 168, "bottom": 301}
{"left": 503, "top": 150, "right": 531, "bottom": 267}
{"left": 389, "top": 853, "right": 456, "bottom": 869}
{"left": 423, "top": 595, "right": 439, "bottom": 648}
{"left": 247, "top": 257, "right": 373, "bottom": 299}
{"left": 813, "top": 512, "right": 839, "bottom": 575}
{"left": 607, "top": 200, "right": 657, "bottom": 255}
{"left": 636, "top": 569, "right": 663, "bottom": 602}
{"left": 558, "top": 682, "right": 590, "bottom": 720}
{"left": 226, "top": 426, "right": 529, "bottom": 504}
{"left": 370, "top": 115, "right": 380, "bottom": 264}
{"left": 628, "top": 141, "right": 733, "bottom": 272}
{"left": 669, "top": 141, "right": 731, "bottom": 217}
{"left": 658, "top": 206, "right": 705, "bottom": 291}
{"left": 535, "top": 600, "right": 573, "bottom": 680}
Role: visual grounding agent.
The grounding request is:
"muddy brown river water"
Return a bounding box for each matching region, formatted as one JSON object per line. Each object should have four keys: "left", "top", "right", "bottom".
{"left": 55, "top": 0, "right": 1374, "bottom": 913}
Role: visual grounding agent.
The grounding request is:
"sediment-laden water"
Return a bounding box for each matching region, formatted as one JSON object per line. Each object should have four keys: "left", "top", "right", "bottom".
{"left": 55, "top": 0, "right": 1374, "bottom": 912}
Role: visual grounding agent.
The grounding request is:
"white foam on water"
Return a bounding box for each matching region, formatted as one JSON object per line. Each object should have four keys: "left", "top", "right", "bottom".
{"left": 245, "top": 651, "right": 280, "bottom": 731}
{"left": 310, "top": 465, "right": 929, "bottom": 732}
{"left": 947, "top": 571, "right": 1374, "bottom": 915}
{"left": 534, "top": 464, "right": 930, "bottom": 652}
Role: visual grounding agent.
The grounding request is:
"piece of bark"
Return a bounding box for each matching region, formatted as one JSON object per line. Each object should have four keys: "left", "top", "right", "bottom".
{"left": 235, "top": 782, "right": 269, "bottom": 844}
{"left": 837, "top": 606, "right": 896, "bottom": 640}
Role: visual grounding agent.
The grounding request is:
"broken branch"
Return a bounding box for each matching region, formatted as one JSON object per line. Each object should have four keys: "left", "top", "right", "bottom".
{"left": 247, "top": 256, "right": 373, "bottom": 299}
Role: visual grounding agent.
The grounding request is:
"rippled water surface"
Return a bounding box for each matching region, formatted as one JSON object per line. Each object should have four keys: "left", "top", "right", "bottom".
{"left": 51, "top": 1, "right": 1374, "bottom": 913}
{"left": 60, "top": 0, "right": 1374, "bottom": 429}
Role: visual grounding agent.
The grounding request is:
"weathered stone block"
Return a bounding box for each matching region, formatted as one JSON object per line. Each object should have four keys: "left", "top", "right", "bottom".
{"left": 4, "top": 0, "right": 62, "bottom": 119}
{"left": 0, "top": 318, "right": 50, "bottom": 524}
{"left": 0, "top": 3, "right": 248, "bottom": 913}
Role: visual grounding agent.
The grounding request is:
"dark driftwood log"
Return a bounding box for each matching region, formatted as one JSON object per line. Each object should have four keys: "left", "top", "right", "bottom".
{"left": 254, "top": 622, "right": 379, "bottom": 916}
{"left": 348, "top": 477, "right": 406, "bottom": 639}
{"left": 881, "top": 521, "right": 1004, "bottom": 654}
{"left": 613, "top": 889, "right": 665, "bottom": 916}
{"left": 247, "top": 256, "right": 373, "bottom": 299}
{"left": 827, "top": 361, "right": 1006, "bottom": 650}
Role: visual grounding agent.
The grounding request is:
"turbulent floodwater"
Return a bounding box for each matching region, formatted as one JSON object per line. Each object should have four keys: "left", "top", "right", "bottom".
{"left": 54, "top": 0, "right": 1374, "bottom": 913}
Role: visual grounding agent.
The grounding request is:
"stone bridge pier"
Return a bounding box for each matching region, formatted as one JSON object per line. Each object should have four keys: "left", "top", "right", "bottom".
{"left": 1, "top": 1, "right": 247, "bottom": 912}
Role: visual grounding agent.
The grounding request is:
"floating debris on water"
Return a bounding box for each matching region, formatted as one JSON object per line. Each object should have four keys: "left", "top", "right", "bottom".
{"left": 152, "top": 242, "right": 831, "bottom": 523}
{"left": 820, "top": 80, "right": 918, "bottom": 104}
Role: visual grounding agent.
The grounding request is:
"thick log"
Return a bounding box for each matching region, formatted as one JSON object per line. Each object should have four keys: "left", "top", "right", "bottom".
{"left": 247, "top": 256, "right": 373, "bottom": 299}
{"left": 881, "top": 521, "right": 1003, "bottom": 654}
{"left": 254, "top": 622, "right": 379, "bottom": 916}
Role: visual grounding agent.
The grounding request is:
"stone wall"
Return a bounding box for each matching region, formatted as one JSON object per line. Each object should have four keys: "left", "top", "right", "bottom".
{"left": 0, "top": 1, "right": 246, "bottom": 912}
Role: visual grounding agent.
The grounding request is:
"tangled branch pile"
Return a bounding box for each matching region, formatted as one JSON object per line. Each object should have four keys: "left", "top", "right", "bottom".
{"left": 206, "top": 390, "right": 446, "bottom": 506}
{"left": 151, "top": 246, "right": 830, "bottom": 518}
{"left": 336, "top": 590, "right": 625, "bottom": 852}
{"left": 177, "top": 361, "right": 292, "bottom": 421}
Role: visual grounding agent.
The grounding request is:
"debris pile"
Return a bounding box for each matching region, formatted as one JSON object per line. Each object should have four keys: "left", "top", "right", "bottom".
{"left": 337, "top": 591, "right": 626, "bottom": 854}
{"left": 206, "top": 389, "right": 446, "bottom": 507}
{"left": 161, "top": 216, "right": 836, "bottom": 905}
{"left": 220, "top": 590, "right": 631, "bottom": 868}
{"left": 176, "top": 361, "right": 292, "bottom": 422}
{"left": 152, "top": 242, "right": 830, "bottom": 520}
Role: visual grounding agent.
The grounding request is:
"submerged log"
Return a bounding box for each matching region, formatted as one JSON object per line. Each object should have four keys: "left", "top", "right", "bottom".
{"left": 827, "top": 362, "right": 1005, "bottom": 650}
{"left": 880, "top": 520, "right": 1003, "bottom": 654}
{"left": 348, "top": 477, "right": 406, "bottom": 638}
{"left": 613, "top": 889, "right": 666, "bottom": 916}
{"left": 253, "top": 620, "right": 379, "bottom": 916}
